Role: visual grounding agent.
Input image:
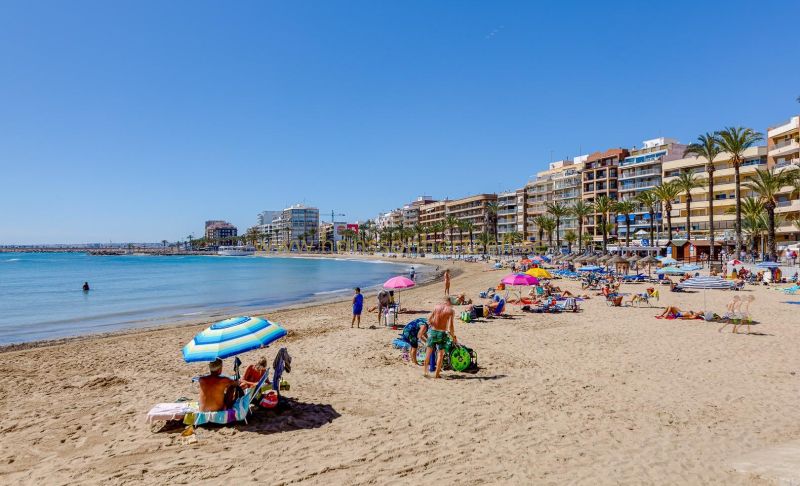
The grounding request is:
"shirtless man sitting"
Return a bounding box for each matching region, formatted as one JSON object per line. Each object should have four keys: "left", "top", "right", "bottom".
{"left": 423, "top": 296, "right": 457, "bottom": 379}
{"left": 198, "top": 358, "right": 238, "bottom": 412}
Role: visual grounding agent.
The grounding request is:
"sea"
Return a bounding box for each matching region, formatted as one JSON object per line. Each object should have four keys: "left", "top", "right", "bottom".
{"left": 0, "top": 252, "right": 415, "bottom": 345}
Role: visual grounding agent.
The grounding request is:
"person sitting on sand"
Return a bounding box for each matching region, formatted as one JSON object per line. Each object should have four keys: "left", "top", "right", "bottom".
{"left": 449, "top": 293, "right": 471, "bottom": 305}
{"left": 423, "top": 296, "right": 457, "bottom": 379}
{"left": 657, "top": 306, "right": 702, "bottom": 319}
{"left": 198, "top": 358, "right": 238, "bottom": 412}
{"left": 240, "top": 357, "right": 268, "bottom": 389}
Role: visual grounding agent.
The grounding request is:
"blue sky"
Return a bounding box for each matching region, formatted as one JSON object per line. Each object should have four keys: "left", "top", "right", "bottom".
{"left": 1, "top": 0, "right": 798, "bottom": 244}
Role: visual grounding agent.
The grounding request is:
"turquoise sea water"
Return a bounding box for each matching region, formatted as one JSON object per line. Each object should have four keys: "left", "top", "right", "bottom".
{"left": 0, "top": 253, "right": 411, "bottom": 345}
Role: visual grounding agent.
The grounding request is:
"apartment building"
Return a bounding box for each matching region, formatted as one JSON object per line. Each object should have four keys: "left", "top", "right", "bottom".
{"left": 273, "top": 204, "right": 320, "bottom": 247}
{"left": 768, "top": 115, "right": 800, "bottom": 243}
{"left": 662, "top": 146, "right": 768, "bottom": 246}
{"left": 204, "top": 220, "right": 238, "bottom": 245}
{"left": 497, "top": 191, "right": 519, "bottom": 239}
{"left": 418, "top": 194, "right": 497, "bottom": 246}
{"left": 524, "top": 157, "right": 585, "bottom": 244}
{"left": 581, "top": 148, "right": 628, "bottom": 241}
{"left": 618, "top": 137, "right": 686, "bottom": 239}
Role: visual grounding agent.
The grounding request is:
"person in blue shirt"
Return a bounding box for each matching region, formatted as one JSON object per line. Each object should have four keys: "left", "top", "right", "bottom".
{"left": 351, "top": 287, "right": 364, "bottom": 328}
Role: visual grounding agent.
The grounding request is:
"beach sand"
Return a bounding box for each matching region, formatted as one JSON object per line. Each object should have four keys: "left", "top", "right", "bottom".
{"left": 1, "top": 257, "right": 798, "bottom": 485}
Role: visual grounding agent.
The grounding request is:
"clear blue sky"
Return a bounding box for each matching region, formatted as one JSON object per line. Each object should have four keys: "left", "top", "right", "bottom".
{"left": 2, "top": 0, "right": 798, "bottom": 244}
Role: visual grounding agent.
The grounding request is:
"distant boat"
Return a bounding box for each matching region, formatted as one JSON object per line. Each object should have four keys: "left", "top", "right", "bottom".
{"left": 217, "top": 245, "right": 256, "bottom": 256}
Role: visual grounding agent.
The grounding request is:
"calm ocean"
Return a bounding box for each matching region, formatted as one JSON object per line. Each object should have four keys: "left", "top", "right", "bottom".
{"left": 0, "top": 253, "right": 413, "bottom": 345}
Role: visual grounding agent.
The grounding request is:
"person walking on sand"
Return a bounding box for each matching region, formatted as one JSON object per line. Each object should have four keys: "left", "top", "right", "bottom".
{"left": 423, "top": 296, "right": 457, "bottom": 379}
{"left": 351, "top": 287, "right": 364, "bottom": 328}
{"left": 443, "top": 269, "right": 451, "bottom": 296}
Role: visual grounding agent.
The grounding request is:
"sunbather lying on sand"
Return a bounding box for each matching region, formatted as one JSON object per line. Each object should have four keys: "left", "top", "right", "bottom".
{"left": 657, "top": 306, "right": 702, "bottom": 319}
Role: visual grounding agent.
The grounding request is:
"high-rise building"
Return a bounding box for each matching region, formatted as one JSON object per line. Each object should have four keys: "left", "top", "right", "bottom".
{"left": 418, "top": 194, "right": 497, "bottom": 247}
{"left": 662, "top": 146, "right": 768, "bottom": 247}
{"left": 768, "top": 115, "right": 800, "bottom": 243}
{"left": 581, "top": 148, "right": 629, "bottom": 241}
{"left": 525, "top": 157, "right": 585, "bottom": 245}
{"left": 273, "top": 204, "right": 320, "bottom": 247}
{"left": 256, "top": 210, "right": 281, "bottom": 226}
{"left": 205, "top": 220, "right": 238, "bottom": 246}
{"left": 618, "top": 138, "right": 686, "bottom": 240}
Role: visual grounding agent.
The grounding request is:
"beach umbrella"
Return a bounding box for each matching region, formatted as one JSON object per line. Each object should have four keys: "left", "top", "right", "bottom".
{"left": 678, "top": 276, "right": 734, "bottom": 310}
{"left": 501, "top": 273, "right": 538, "bottom": 286}
{"left": 520, "top": 259, "right": 533, "bottom": 265}
{"left": 661, "top": 257, "right": 678, "bottom": 265}
{"left": 182, "top": 316, "right": 287, "bottom": 363}
{"left": 531, "top": 256, "right": 545, "bottom": 263}
{"left": 656, "top": 266, "right": 688, "bottom": 275}
{"left": 627, "top": 255, "right": 641, "bottom": 264}
{"left": 679, "top": 264, "right": 702, "bottom": 272}
{"left": 608, "top": 254, "right": 630, "bottom": 275}
{"left": 384, "top": 275, "right": 416, "bottom": 307}
{"left": 756, "top": 261, "right": 780, "bottom": 269}
{"left": 638, "top": 255, "right": 660, "bottom": 277}
{"left": 526, "top": 267, "right": 552, "bottom": 279}
{"left": 582, "top": 255, "right": 598, "bottom": 264}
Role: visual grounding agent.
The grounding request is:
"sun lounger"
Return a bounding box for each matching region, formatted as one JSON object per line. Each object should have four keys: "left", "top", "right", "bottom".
{"left": 191, "top": 370, "right": 270, "bottom": 426}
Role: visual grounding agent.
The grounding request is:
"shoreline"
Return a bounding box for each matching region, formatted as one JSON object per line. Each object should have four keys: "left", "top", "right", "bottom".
{"left": 0, "top": 254, "right": 442, "bottom": 354}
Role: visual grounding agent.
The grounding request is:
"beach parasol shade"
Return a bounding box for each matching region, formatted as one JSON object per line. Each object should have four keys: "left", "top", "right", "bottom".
{"left": 661, "top": 257, "right": 678, "bottom": 265}
{"left": 596, "top": 254, "right": 611, "bottom": 263}
{"left": 678, "top": 276, "right": 734, "bottom": 289}
{"left": 680, "top": 264, "right": 702, "bottom": 271}
{"left": 182, "top": 316, "right": 287, "bottom": 362}
{"left": 501, "top": 273, "right": 538, "bottom": 286}
{"left": 727, "top": 259, "right": 743, "bottom": 266}
{"left": 656, "top": 266, "right": 688, "bottom": 275}
{"left": 756, "top": 261, "right": 780, "bottom": 269}
{"left": 626, "top": 255, "right": 641, "bottom": 263}
{"left": 638, "top": 255, "right": 660, "bottom": 265}
{"left": 526, "top": 268, "right": 552, "bottom": 279}
{"left": 608, "top": 255, "right": 629, "bottom": 264}
{"left": 582, "top": 255, "right": 598, "bottom": 264}
{"left": 383, "top": 276, "right": 416, "bottom": 289}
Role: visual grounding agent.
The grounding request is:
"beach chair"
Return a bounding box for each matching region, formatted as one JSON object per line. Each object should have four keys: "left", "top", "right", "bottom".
{"left": 558, "top": 297, "right": 579, "bottom": 312}
{"left": 781, "top": 285, "right": 800, "bottom": 295}
{"left": 190, "top": 370, "right": 270, "bottom": 427}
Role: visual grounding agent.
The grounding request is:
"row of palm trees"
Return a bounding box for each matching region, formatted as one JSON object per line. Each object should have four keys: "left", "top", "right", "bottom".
{"left": 523, "top": 126, "right": 800, "bottom": 260}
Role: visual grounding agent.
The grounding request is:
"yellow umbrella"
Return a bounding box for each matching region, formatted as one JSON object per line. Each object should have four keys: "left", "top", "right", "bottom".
{"left": 525, "top": 268, "right": 552, "bottom": 279}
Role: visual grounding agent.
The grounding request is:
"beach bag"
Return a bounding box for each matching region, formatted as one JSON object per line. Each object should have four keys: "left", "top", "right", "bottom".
{"left": 449, "top": 345, "right": 478, "bottom": 373}
{"left": 460, "top": 311, "right": 472, "bottom": 323}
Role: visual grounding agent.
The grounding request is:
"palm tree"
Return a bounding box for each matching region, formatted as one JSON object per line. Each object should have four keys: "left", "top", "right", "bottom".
{"left": 307, "top": 227, "right": 317, "bottom": 250}
{"left": 456, "top": 220, "right": 469, "bottom": 256}
{"left": 413, "top": 223, "right": 425, "bottom": 254}
{"left": 728, "top": 198, "right": 765, "bottom": 256}
{"left": 635, "top": 190, "right": 659, "bottom": 248}
{"left": 716, "top": 127, "right": 764, "bottom": 255}
{"left": 484, "top": 201, "right": 499, "bottom": 255}
{"left": 672, "top": 170, "right": 705, "bottom": 242}
{"left": 743, "top": 167, "right": 794, "bottom": 260}
{"left": 684, "top": 133, "right": 721, "bottom": 256}
{"left": 564, "top": 230, "right": 577, "bottom": 253}
{"left": 477, "top": 231, "right": 492, "bottom": 256}
{"left": 546, "top": 201, "right": 569, "bottom": 249}
{"left": 462, "top": 221, "right": 476, "bottom": 253}
{"left": 506, "top": 230, "right": 523, "bottom": 256}
{"left": 613, "top": 199, "right": 636, "bottom": 248}
{"left": 531, "top": 215, "right": 549, "bottom": 247}
{"left": 593, "top": 195, "right": 614, "bottom": 253}
{"left": 581, "top": 233, "right": 594, "bottom": 252}
{"left": 570, "top": 201, "right": 594, "bottom": 254}
{"left": 653, "top": 182, "right": 681, "bottom": 248}
{"left": 541, "top": 216, "right": 556, "bottom": 250}
{"left": 444, "top": 216, "right": 458, "bottom": 255}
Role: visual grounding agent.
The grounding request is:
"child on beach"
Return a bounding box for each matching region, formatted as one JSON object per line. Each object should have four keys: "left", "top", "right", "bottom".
{"left": 352, "top": 287, "right": 364, "bottom": 328}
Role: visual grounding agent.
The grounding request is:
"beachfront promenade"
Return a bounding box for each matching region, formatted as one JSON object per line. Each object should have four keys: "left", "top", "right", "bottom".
{"left": 1, "top": 255, "right": 799, "bottom": 484}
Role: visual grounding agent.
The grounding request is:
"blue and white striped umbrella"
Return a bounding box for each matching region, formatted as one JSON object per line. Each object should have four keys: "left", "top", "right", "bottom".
{"left": 757, "top": 261, "right": 780, "bottom": 269}
{"left": 680, "top": 264, "right": 702, "bottom": 271}
{"left": 182, "top": 316, "right": 287, "bottom": 363}
{"left": 661, "top": 257, "right": 678, "bottom": 265}
{"left": 677, "top": 276, "right": 734, "bottom": 290}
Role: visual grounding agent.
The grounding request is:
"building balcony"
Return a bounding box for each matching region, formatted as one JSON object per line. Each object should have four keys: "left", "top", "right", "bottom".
{"left": 769, "top": 139, "right": 800, "bottom": 158}
{"left": 619, "top": 168, "right": 661, "bottom": 180}
{"left": 776, "top": 199, "right": 800, "bottom": 213}
{"left": 768, "top": 116, "right": 800, "bottom": 138}
{"left": 619, "top": 180, "right": 660, "bottom": 192}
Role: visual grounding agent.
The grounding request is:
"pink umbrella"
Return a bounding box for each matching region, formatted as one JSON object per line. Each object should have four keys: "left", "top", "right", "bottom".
{"left": 383, "top": 276, "right": 416, "bottom": 309}
{"left": 727, "top": 259, "right": 743, "bottom": 266}
{"left": 383, "top": 276, "right": 416, "bottom": 289}
{"left": 501, "top": 273, "right": 538, "bottom": 286}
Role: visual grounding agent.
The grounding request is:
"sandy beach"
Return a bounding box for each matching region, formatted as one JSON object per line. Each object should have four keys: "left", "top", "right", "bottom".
{"left": 1, "top": 256, "right": 799, "bottom": 485}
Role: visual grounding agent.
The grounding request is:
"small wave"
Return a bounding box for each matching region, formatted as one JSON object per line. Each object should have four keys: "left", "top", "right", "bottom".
{"left": 3, "top": 258, "right": 21, "bottom": 262}
{"left": 181, "top": 311, "right": 204, "bottom": 316}
{"left": 313, "top": 288, "right": 351, "bottom": 296}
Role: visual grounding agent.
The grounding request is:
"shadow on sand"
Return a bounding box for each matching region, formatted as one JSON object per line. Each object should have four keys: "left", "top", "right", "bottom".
{"left": 240, "top": 398, "right": 340, "bottom": 435}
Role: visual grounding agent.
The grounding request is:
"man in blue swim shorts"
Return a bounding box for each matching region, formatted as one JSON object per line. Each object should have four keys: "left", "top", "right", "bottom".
{"left": 351, "top": 287, "right": 364, "bottom": 328}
